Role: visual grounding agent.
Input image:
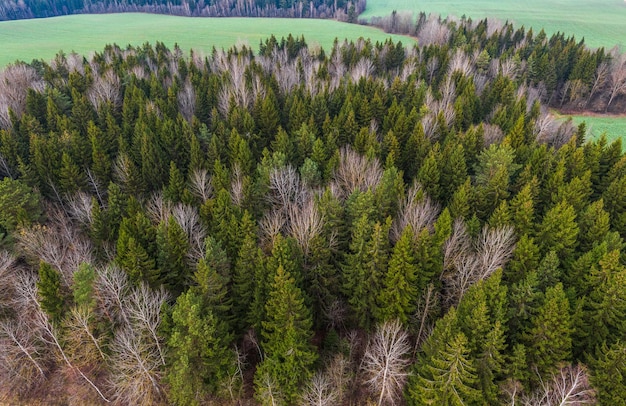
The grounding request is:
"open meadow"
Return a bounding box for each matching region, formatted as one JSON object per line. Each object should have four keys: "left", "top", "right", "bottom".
{"left": 362, "top": 0, "right": 626, "bottom": 49}
{"left": 0, "top": 13, "right": 414, "bottom": 67}
{"left": 572, "top": 115, "right": 626, "bottom": 149}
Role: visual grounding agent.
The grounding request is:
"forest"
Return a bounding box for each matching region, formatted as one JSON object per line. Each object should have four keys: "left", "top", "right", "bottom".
{"left": 0, "top": 15, "right": 625, "bottom": 406}
{"left": 0, "top": 0, "right": 364, "bottom": 21}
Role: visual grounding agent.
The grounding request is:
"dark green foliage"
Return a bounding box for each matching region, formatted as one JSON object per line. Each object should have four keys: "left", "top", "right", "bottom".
{"left": 255, "top": 265, "right": 317, "bottom": 404}
{"left": 523, "top": 283, "right": 572, "bottom": 378}
{"left": 0, "top": 177, "right": 41, "bottom": 233}
{"left": 166, "top": 289, "right": 234, "bottom": 405}
{"left": 37, "top": 262, "right": 65, "bottom": 322}
{"left": 0, "top": 35, "right": 623, "bottom": 405}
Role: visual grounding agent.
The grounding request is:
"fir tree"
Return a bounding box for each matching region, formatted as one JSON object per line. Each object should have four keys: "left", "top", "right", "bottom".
{"left": 376, "top": 225, "right": 417, "bottom": 324}
{"left": 37, "top": 261, "right": 65, "bottom": 322}
{"left": 166, "top": 289, "right": 234, "bottom": 405}
{"left": 255, "top": 265, "right": 317, "bottom": 404}
{"left": 524, "top": 283, "right": 572, "bottom": 378}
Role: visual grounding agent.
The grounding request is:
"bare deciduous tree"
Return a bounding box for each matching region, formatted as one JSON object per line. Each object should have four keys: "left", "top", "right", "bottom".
{"left": 177, "top": 79, "right": 196, "bottom": 123}
{"left": 417, "top": 15, "right": 450, "bottom": 47}
{"left": 0, "top": 63, "right": 45, "bottom": 129}
{"left": 483, "top": 123, "right": 505, "bottom": 147}
{"left": 188, "top": 168, "right": 213, "bottom": 201}
{"left": 67, "top": 191, "right": 95, "bottom": 227}
{"left": 361, "top": 320, "right": 411, "bottom": 406}
{"left": 448, "top": 49, "right": 474, "bottom": 77}
{"left": 351, "top": 58, "right": 375, "bottom": 82}
{"left": 171, "top": 203, "right": 206, "bottom": 263}
{"left": 64, "top": 306, "right": 107, "bottom": 366}
{"left": 301, "top": 372, "right": 339, "bottom": 406}
{"left": 606, "top": 49, "right": 626, "bottom": 111}
{"left": 0, "top": 317, "right": 47, "bottom": 395}
{"left": 16, "top": 207, "right": 95, "bottom": 287}
{"left": 95, "top": 264, "right": 131, "bottom": 326}
{"left": 332, "top": 147, "right": 383, "bottom": 200}
{"left": 587, "top": 60, "right": 610, "bottom": 107}
{"left": 87, "top": 69, "right": 122, "bottom": 111}
{"left": 442, "top": 221, "right": 516, "bottom": 305}
{"left": 287, "top": 196, "right": 324, "bottom": 257}
{"left": 31, "top": 288, "right": 111, "bottom": 402}
{"left": 259, "top": 210, "right": 287, "bottom": 249}
{"left": 391, "top": 183, "right": 440, "bottom": 242}
{"left": 107, "top": 325, "right": 163, "bottom": 406}
{"left": 520, "top": 365, "right": 595, "bottom": 405}
{"left": 255, "top": 372, "right": 283, "bottom": 406}
{"left": 124, "top": 283, "right": 168, "bottom": 367}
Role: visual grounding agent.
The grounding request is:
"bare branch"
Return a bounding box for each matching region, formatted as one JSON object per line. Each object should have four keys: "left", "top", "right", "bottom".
{"left": 188, "top": 168, "right": 213, "bottom": 202}
{"left": 361, "top": 320, "right": 411, "bottom": 406}
{"left": 332, "top": 147, "right": 383, "bottom": 200}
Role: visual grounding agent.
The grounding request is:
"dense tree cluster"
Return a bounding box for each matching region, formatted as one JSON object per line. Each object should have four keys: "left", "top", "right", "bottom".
{"left": 369, "top": 12, "right": 626, "bottom": 113}
{"left": 0, "top": 21, "right": 624, "bottom": 405}
{"left": 0, "top": 0, "right": 364, "bottom": 21}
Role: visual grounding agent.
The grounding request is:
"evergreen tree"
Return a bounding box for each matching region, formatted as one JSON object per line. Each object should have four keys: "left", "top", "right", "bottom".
{"left": 255, "top": 265, "right": 317, "bottom": 404}
{"left": 72, "top": 262, "right": 96, "bottom": 310}
{"left": 410, "top": 333, "right": 481, "bottom": 405}
{"left": 376, "top": 225, "right": 417, "bottom": 324}
{"left": 590, "top": 341, "right": 626, "bottom": 405}
{"left": 578, "top": 250, "right": 626, "bottom": 353}
{"left": 166, "top": 289, "right": 234, "bottom": 405}
{"left": 523, "top": 283, "right": 572, "bottom": 378}
{"left": 156, "top": 216, "right": 190, "bottom": 295}
{"left": 37, "top": 261, "right": 65, "bottom": 322}
{"left": 537, "top": 201, "right": 579, "bottom": 263}
{"left": 578, "top": 198, "right": 611, "bottom": 252}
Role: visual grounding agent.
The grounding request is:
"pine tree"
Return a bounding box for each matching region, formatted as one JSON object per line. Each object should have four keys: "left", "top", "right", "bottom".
{"left": 376, "top": 225, "right": 417, "bottom": 324}
{"left": 232, "top": 211, "right": 260, "bottom": 331}
{"left": 537, "top": 201, "right": 579, "bottom": 263}
{"left": 440, "top": 143, "right": 467, "bottom": 204}
{"left": 164, "top": 161, "right": 186, "bottom": 203}
{"left": 578, "top": 250, "right": 626, "bottom": 353}
{"left": 59, "top": 151, "right": 86, "bottom": 195}
{"left": 255, "top": 265, "right": 317, "bottom": 404}
{"left": 166, "top": 289, "right": 234, "bottom": 405}
{"left": 73, "top": 262, "right": 96, "bottom": 310}
{"left": 417, "top": 144, "right": 441, "bottom": 202}
{"left": 37, "top": 261, "right": 65, "bottom": 322}
{"left": 578, "top": 198, "right": 611, "bottom": 252}
{"left": 156, "top": 216, "right": 190, "bottom": 295}
{"left": 524, "top": 283, "right": 572, "bottom": 378}
{"left": 474, "top": 143, "right": 519, "bottom": 219}
{"left": 410, "top": 333, "right": 482, "bottom": 405}
{"left": 590, "top": 341, "right": 626, "bottom": 405}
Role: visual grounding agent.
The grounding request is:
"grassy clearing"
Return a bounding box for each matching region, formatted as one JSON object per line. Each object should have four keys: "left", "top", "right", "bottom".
{"left": 571, "top": 115, "right": 626, "bottom": 149}
{"left": 361, "top": 0, "right": 626, "bottom": 49}
{"left": 0, "top": 13, "right": 415, "bottom": 67}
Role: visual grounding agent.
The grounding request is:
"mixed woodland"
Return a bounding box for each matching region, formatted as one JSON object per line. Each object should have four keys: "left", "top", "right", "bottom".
{"left": 0, "top": 16, "right": 626, "bottom": 406}
{"left": 0, "top": 0, "right": 365, "bottom": 20}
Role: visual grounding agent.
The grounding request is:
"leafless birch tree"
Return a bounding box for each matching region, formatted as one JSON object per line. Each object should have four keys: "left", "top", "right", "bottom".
{"left": 442, "top": 220, "right": 516, "bottom": 305}
{"left": 361, "top": 320, "right": 411, "bottom": 406}
{"left": 520, "top": 365, "right": 595, "bottom": 406}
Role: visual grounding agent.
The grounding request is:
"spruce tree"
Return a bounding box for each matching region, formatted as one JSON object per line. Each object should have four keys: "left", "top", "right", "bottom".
{"left": 524, "top": 283, "right": 572, "bottom": 378}
{"left": 166, "top": 289, "right": 234, "bottom": 405}
{"left": 37, "top": 261, "right": 65, "bottom": 322}
{"left": 255, "top": 265, "right": 317, "bottom": 404}
{"left": 376, "top": 225, "right": 417, "bottom": 324}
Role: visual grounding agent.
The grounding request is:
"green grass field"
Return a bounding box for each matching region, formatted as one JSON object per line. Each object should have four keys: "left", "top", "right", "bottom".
{"left": 571, "top": 115, "right": 626, "bottom": 149}
{"left": 361, "top": 0, "right": 626, "bottom": 50}
{"left": 0, "top": 13, "right": 415, "bottom": 67}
